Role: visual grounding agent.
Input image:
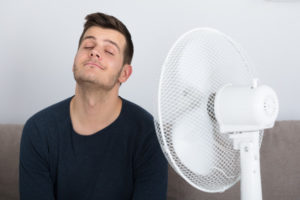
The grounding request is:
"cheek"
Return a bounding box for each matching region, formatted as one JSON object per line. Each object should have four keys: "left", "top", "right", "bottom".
{"left": 104, "top": 58, "right": 118, "bottom": 69}
{"left": 74, "top": 52, "right": 86, "bottom": 65}
{"left": 112, "top": 56, "right": 124, "bottom": 68}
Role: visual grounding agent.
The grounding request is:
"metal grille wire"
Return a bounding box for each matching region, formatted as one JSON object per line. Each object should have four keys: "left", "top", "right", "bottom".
{"left": 154, "top": 28, "right": 263, "bottom": 193}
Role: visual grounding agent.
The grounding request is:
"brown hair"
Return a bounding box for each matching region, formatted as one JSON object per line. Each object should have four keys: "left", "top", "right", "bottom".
{"left": 78, "top": 12, "right": 134, "bottom": 65}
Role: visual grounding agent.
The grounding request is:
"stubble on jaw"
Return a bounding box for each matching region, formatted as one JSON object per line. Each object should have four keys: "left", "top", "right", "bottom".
{"left": 72, "top": 64, "right": 123, "bottom": 91}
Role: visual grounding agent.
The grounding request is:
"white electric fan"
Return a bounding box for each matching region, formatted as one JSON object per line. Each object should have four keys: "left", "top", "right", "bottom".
{"left": 154, "top": 28, "right": 279, "bottom": 200}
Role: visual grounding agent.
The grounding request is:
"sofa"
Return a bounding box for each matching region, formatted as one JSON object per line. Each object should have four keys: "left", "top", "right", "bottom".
{"left": 0, "top": 121, "right": 299, "bottom": 200}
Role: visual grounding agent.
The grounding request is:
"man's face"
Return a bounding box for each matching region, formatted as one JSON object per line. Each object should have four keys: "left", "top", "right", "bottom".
{"left": 73, "top": 26, "right": 128, "bottom": 91}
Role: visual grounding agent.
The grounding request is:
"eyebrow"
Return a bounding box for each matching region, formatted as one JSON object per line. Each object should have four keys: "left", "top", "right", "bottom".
{"left": 82, "top": 35, "right": 121, "bottom": 52}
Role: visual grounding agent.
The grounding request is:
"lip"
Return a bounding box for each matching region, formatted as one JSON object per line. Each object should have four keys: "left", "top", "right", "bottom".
{"left": 85, "top": 62, "right": 104, "bottom": 70}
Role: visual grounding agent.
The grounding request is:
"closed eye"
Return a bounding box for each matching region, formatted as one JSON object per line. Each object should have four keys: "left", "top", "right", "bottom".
{"left": 105, "top": 50, "right": 114, "bottom": 55}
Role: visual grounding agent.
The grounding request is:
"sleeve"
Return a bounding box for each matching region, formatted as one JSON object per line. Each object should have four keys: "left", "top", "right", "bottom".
{"left": 19, "top": 118, "right": 55, "bottom": 200}
{"left": 132, "top": 128, "right": 168, "bottom": 200}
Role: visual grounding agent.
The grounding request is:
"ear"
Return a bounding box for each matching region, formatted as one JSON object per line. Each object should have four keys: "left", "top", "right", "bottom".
{"left": 118, "top": 64, "right": 132, "bottom": 83}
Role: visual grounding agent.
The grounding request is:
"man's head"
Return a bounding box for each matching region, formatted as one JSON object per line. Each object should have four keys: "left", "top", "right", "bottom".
{"left": 73, "top": 12, "right": 133, "bottom": 91}
{"left": 78, "top": 12, "right": 134, "bottom": 65}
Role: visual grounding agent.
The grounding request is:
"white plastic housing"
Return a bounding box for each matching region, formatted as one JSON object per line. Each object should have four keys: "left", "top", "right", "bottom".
{"left": 214, "top": 80, "right": 279, "bottom": 133}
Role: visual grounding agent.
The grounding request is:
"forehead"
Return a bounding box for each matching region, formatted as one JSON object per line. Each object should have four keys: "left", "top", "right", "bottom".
{"left": 83, "top": 26, "right": 126, "bottom": 50}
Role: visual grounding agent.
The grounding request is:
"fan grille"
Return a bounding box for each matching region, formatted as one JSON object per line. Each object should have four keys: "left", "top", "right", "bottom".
{"left": 155, "top": 28, "right": 263, "bottom": 192}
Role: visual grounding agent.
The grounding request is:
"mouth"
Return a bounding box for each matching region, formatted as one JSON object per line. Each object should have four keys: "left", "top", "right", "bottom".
{"left": 85, "top": 62, "right": 104, "bottom": 70}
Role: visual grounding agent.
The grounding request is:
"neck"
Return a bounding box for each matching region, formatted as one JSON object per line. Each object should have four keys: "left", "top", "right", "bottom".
{"left": 70, "top": 84, "right": 122, "bottom": 135}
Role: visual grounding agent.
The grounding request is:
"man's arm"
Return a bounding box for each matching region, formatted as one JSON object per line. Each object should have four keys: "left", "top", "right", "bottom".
{"left": 19, "top": 118, "right": 55, "bottom": 200}
{"left": 132, "top": 128, "right": 168, "bottom": 200}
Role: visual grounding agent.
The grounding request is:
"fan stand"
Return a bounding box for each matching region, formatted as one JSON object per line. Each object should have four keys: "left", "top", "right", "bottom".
{"left": 230, "top": 131, "right": 263, "bottom": 200}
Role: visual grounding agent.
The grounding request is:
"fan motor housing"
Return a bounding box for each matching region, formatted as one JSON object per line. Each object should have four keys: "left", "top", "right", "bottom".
{"left": 214, "top": 83, "right": 279, "bottom": 133}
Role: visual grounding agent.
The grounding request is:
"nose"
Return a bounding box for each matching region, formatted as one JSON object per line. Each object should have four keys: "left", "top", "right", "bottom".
{"left": 90, "top": 49, "right": 101, "bottom": 60}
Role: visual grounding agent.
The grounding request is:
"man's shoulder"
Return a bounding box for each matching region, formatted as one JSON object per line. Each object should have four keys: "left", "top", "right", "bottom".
{"left": 122, "top": 97, "right": 154, "bottom": 128}
{"left": 123, "top": 98, "right": 153, "bottom": 120}
{"left": 26, "top": 96, "right": 72, "bottom": 126}
{"left": 22, "top": 96, "right": 72, "bottom": 141}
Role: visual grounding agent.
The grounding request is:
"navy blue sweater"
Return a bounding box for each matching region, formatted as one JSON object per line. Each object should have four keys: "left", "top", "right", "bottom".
{"left": 19, "top": 96, "right": 168, "bottom": 200}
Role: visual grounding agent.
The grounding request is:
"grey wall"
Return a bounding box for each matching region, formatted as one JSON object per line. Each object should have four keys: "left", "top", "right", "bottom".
{"left": 1, "top": 0, "right": 299, "bottom": 123}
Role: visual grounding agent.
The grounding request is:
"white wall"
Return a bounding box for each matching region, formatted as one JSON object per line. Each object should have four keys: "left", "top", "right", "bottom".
{"left": 0, "top": 0, "right": 299, "bottom": 123}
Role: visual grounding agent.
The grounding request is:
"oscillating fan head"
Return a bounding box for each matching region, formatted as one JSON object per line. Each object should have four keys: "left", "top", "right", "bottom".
{"left": 214, "top": 81, "right": 279, "bottom": 133}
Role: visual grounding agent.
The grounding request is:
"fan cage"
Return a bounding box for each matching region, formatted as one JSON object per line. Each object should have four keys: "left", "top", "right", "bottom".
{"left": 154, "top": 28, "right": 263, "bottom": 193}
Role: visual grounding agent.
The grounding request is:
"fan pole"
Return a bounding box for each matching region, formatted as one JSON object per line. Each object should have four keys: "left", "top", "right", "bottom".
{"left": 230, "top": 131, "right": 263, "bottom": 200}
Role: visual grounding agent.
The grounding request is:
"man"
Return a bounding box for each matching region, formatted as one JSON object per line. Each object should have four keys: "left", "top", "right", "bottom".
{"left": 19, "top": 12, "right": 168, "bottom": 200}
